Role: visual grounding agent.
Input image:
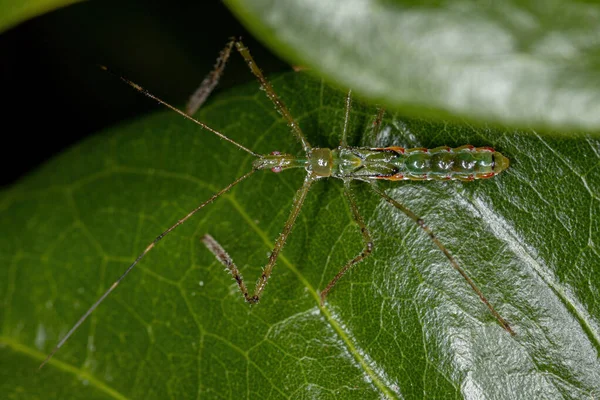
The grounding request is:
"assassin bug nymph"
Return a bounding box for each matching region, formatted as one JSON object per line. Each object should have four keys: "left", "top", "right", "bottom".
{"left": 40, "top": 38, "right": 513, "bottom": 369}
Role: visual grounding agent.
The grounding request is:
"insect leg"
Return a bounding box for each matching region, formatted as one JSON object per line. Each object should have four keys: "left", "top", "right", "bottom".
{"left": 341, "top": 89, "right": 352, "bottom": 146}
{"left": 186, "top": 38, "right": 235, "bottom": 116}
{"left": 39, "top": 169, "right": 257, "bottom": 369}
{"left": 202, "top": 234, "right": 252, "bottom": 301}
{"left": 370, "top": 183, "right": 515, "bottom": 335}
{"left": 202, "top": 175, "right": 315, "bottom": 303}
{"left": 320, "top": 180, "right": 373, "bottom": 305}
{"left": 234, "top": 40, "right": 312, "bottom": 153}
{"left": 372, "top": 108, "right": 386, "bottom": 137}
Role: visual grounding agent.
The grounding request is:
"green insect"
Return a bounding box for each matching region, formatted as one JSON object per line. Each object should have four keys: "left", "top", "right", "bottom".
{"left": 40, "top": 38, "right": 513, "bottom": 369}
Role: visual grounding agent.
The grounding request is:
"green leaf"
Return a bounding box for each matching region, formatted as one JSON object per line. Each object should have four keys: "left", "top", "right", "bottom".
{"left": 0, "top": 0, "right": 82, "bottom": 33}
{"left": 2, "top": 73, "right": 599, "bottom": 399}
{"left": 225, "top": 0, "right": 600, "bottom": 132}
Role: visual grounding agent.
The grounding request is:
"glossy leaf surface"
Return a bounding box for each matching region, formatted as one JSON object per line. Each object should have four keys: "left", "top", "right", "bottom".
{"left": 1, "top": 73, "right": 599, "bottom": 399}
{"left": 226, "top": 0, "right": 600, "bottom": 131}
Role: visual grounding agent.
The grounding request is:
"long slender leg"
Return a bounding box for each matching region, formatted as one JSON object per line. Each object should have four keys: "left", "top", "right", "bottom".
{"left": 39, "top": 169, "right": 258, "bottom": 369}
{"left": 320, "top": 180, "right": 374, "bottom": 305}
{"left": 234, "top": 40, "right": 312, "bottom": 153}
{"left": 186, "top": 38, "right": 235, "bottom": 116}
{"left": 372, "top": 108, "right": 385, "bottom": 137}
{"left": 341, "top": 89, "right": 352, "bottom": 146}
{"left": 203, "top": 175, "right": 315, "bottom": 303}
{"left": 370, "top": 183, "right": 515, "bottom": 335}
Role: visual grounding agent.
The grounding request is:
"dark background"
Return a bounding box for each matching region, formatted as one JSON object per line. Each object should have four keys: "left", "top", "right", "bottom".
{"left": 1, "top": 1, "right": 289, "bottom": 186}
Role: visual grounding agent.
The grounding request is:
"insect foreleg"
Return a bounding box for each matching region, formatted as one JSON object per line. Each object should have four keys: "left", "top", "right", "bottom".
{"left": 186, "top": 38, "right": 235, "bottom": 116}
{"left": 202, "top": 234, "right": 252, "bottom": 300}
{"left": 370, "top": 183, "right": 515, "bottom": 335}
{"left": 234, "top": 40, "right": 312, "bottom": 153}
{"left": 203, "top": 175, "right": 315, "bottom": 303}
{"left": 320, "top": 180, "right": 374, "bottom": 305}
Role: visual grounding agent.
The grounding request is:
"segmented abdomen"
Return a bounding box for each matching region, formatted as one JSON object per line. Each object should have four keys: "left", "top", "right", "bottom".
{"left": 332, "top": 145, "right": 509, "bottom": 181}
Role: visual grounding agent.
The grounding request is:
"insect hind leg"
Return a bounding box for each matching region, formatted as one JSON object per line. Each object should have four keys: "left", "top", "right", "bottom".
{"left": 369, "top": 183, "right": 515, "bottom": 335}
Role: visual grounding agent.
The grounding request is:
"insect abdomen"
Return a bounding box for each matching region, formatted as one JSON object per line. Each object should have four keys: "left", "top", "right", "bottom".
{"left": 332, "top": 145, "right": 509, "bottom": 181}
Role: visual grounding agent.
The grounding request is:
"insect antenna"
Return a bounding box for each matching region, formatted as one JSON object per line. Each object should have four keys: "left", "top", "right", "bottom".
{"left": 99, "top": 65, "right": 259, "bottom": 157}
{"left": 40, "top": 168, "right": 257, "bottom": 369}
{"left": 40, "top": 67, "right": 263, "bottom": 369}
